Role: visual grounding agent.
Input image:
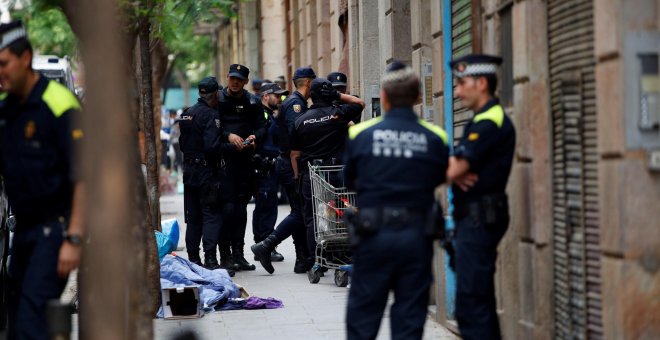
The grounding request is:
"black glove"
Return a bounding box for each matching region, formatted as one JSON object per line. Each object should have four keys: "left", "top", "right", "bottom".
{"left": 321, "top": 84, "right": 341, "bottom": 102}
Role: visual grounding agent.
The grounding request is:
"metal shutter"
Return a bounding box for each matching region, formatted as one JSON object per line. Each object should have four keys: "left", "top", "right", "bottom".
{"left": 548, "top": 0, "right": 603, "bottom": 339}
{"left": 451, "top": 0, "right": 473, "bottom": 143}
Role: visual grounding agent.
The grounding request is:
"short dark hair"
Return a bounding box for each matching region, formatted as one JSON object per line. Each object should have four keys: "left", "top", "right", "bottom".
{"left": 383, "top": 74, "right": 420, "bottom": 108}
{"left": 294, "top": 77, "right": 312, "bottom": 89}
{"left": 6, "top": 38, "right": 33, "bottom": 58}
{"left": 478, "top": 74, "right": 497, "bottom": 96}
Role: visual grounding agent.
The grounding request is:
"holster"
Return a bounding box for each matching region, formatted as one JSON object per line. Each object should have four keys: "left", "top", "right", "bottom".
{"left": 425, "top": 200, "right": 446, "bottom": 240}
{"left": 457, "top": 193, "right": 509, "bottom": 227}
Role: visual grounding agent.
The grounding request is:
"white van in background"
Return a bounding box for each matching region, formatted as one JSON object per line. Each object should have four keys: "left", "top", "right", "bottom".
{"left": 32, "top": 55, "right": 75, "bottom": 92}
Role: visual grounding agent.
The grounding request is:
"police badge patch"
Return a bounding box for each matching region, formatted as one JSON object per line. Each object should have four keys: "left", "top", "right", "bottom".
{"left": 215, "top": 119, "right": 221, "bottom": 128}
{"left": 293, "top": 104, "right": 301, "bottom": 113}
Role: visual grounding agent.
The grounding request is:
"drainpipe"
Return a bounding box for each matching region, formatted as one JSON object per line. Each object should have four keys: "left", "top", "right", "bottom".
{"left": 442, "top": 0, "right": 456, "bottom": 320}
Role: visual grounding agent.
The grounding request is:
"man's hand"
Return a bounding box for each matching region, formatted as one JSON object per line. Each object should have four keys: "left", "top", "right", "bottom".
{"left": 454, "top": 173, "right": 479, "bottom": 192}
{"left": 58, "top": 242, "right": 81, "bottom": 278}
{"left": 245, "top": 135, "right": 257, "bottom": 148}
{"left": 228, "top": 133, "right": 244, "bottom": 150}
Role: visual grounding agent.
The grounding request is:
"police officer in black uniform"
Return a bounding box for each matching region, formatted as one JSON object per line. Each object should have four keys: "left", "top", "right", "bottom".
{"left": 252, "top": 83, "right": 289, "bottom": 263}
{"left": 218, "top": 64, "right": 265, "bottom": 272}
{"left": 328, "top": 71, "right": 361, "bottom": 125}
{"left": 0, "top": 21, "right": 85, "bottom": 339}
{"left": 179, "top": 76, "right": 237, "bottom": 273}
{"left": 289, "top": 77, "right": 365, "bottom": 259}
{"left": 250, "top": 67, "right": 316, "bottom": 274}
{"left": 445, "top": 54, "right": 516, "bottom": 340}
{"left": 344, "top": 61, "right": 449, "bottom": 340}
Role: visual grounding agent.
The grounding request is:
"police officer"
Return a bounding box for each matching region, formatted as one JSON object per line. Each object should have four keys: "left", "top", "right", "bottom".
{"left": 344, "top": 61, "right": 449, "bottom": 340}
{"left": 327, "top": 71, "right": 348, "bottom": 94}
{"left": 0, "top": 21, "right": 85, "bottom": 339}
{"left": 252, "top": 78, "right": 264, "bottom": 93}
{"left": 179, "top": 76, "right": 237, "bottom": 273}
{"left": 218, "top": 64, "right": 265, "bottom": 271}
{"left": 250, "top": 67, "right": 316, "bottom": 274}
{"left": 445, "top": 54, "right": 516, "bottom": 340}
{"left": 328, "top": 71, "right": 361, "bottom": 125}
{"left": 252, "top": 83, "right": 289, "bottom": 262}
{"left": 289, "top": 78, "right": 365, "bottom": 259}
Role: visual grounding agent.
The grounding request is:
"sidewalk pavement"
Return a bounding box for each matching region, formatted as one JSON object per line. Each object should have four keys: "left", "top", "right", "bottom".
{"left": 156, "top": 193, "right": 458, "bottom": 340}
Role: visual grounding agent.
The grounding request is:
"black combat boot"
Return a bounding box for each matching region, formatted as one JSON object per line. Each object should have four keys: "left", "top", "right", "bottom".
{"left": 251, "top": 234, "right": 280, "bottom": 274}
{"left": 232, "top": 243, "right": 256, "bottom": 271}
{"left": 271, "top": 248, "right": 284, "bottom": 262}
{"left": 204, "top": 252, "right": 220, "bottom": 270}
{"left": 219, "top": 242, "right": 235, "bottom": 272}
{"left": 294, "top": 244, "right": 314, "bottom": 274}
{"left": 188, "top": 251, "right": 202, "bottom": 267}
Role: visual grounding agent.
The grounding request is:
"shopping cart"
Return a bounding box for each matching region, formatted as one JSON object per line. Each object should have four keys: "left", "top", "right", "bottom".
{"left": 308, "top": 163, "right": 356, "bottom": 287}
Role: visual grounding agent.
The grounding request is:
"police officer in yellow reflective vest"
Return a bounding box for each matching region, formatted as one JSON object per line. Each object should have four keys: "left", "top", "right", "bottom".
{"left": 446, "top": 54, "right": 516, "bottom": 340}
{"left": 0, "top": 21, "right": 85, "bottom": 339}
{"left": 344, "top": 61, "right": 449, "bottom": 340}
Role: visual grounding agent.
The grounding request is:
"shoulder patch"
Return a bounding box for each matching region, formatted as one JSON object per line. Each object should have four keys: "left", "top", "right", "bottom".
{"left": 418, "top": 119, "right": 449, "bottom": 145}
{"left": 293, "top": 104, "right": 301, "bottom": 113}
{"left": 42, "top": 81, "right": 80, "bottom": 118}
{"left": 349, "top": 117, "right": 384, "bottom": 140}
{"left": 473, "top": 104, "right": 504, "bottom": 128}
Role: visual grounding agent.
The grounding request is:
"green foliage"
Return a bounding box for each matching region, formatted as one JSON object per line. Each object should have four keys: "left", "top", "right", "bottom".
{"left": 12, "top": 5, "right": 77, "bottom": 57}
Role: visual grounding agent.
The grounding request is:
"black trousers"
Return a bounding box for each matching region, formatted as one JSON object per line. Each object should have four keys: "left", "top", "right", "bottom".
{"left": 252, "top": 168, "right": 278, "bottom": 243}
{"left": 454, "top": 215, "right": 508, "bottom": 340}
{"left": 184, "top": 184, "right": 225, "bottom": 256}
{"left": 8, "top": 219, "right": 69, "bottom": 340}
{"left": 271, "top": 156, "right": 307, "bottom": 249}
{"left": 221, "top": 156, "right": 255, "bottom": 248}
{"left": 346, "top": 222, "right": 433, "bottom": 340}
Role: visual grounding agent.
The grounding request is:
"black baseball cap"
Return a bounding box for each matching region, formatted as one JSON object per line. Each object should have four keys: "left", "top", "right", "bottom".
{"left": 327, "top": 72, "right": 347, "bottom": 87}
{"left": 310, "top": 78, "right": 332, "bottom": 98}
{"left": 260, "top": 83, "right": 289, "bottom": 96}
{"left": 292, "top": 67, "right": 317, "bottom": 80}
{"left": 228, "top": 64, "right": 250, "bottom": 80}
{"left": 198, "top": 76, "right": 220, "bottom": 94}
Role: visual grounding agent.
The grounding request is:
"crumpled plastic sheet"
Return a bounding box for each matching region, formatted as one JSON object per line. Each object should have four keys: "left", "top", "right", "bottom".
{"left": 157, "top": 255, "right": 241, "bottom": 317}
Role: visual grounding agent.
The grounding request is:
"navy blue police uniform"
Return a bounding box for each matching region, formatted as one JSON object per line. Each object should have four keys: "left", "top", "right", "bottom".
{"left": 328, "top": 72, "right": 361, "bottom": 125}
{"left": 252, "top": 97, "right": 282, "bottom": 244}
{"left": 268, "top": 68, "right": 316, "bottom": 269}
{"left": 343, "top": 61, "right": 449, "bottom": 340}
{"left": 217, "top": 64, "right": 265, "bottom": 271}
{"left": 179, "top": 77, "right": 229, "bottom": 269}
{"left": 450, "top": 54, "right": 516, "bottom": 340}
{"left": 0, "top": 75, "right": 82, "bottom": 340}
{"left": 290, "top": 78, "right": 362, "bottom": 256}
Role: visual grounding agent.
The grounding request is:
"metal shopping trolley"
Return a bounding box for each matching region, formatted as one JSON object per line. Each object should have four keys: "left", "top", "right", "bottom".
{"left": 307, "top": 162, "right": 356, "bottom": 287}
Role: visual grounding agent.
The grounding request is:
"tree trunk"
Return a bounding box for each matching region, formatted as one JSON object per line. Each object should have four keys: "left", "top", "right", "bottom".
{"left": 73, "top": 0, "right": 152, "bottom": 338}
{"left": 139, "top": 17, "right": 162, "bottom": 232}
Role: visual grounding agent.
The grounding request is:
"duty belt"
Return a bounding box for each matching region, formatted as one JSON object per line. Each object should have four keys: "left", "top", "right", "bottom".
{"left": 358, "top": 207, "right": 428, "bottom": 230}
{"left": 184, "top": 158, "right": 223, "bottom": 168}
{"left": 454, "top": 192, "right": 508, "bottom": 223}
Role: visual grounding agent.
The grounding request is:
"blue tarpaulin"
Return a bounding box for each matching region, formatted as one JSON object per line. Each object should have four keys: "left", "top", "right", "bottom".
{"left": 158, "top": 255, "right": 241, "bottom": 316}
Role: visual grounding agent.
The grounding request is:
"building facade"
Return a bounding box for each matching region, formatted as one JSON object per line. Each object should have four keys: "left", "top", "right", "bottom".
{"left": 216, "top": 1, "right": 660, "bottom": 339}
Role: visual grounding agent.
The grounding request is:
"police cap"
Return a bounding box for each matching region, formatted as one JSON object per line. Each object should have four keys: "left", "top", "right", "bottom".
{"left": 228, "top": 64, "right": 250, "bottom": 80}
{"left": 310, "top": 78, "right": 332, "bottom": 97}
{"left": 381, "top": 60, "right": 416, "bottom": 86}
{"left": 198, "top": 76, "right": 220, "bottom": 94}
{"left": 260, "top": 83, "right": 289, "bottom": 96}
{"left": 327, "top": 72, "right": 347, "bottom": 87}
{"left": 449, "top": 54, "right": 502, "bottom": 78}
{"left": 292, "top": 67, "right": 317, "bottom": 80}
{"left": 0, "top": 21, "right": 27, "bottom": 50}
{"left": 252, "top": 78, "right": 263, "bottom": 86}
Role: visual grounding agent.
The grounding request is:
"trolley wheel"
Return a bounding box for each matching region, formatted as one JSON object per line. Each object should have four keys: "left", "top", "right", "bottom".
{"left": 334, "top": 270, "right": 349, "bottom": 287}
{"left": 308, "top": 269, "right": 321, "bottom": 284}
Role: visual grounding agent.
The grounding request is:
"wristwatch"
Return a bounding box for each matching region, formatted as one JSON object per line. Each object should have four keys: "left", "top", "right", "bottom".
{"left": 64, "top": 233, "right": 83, "bottom": 246}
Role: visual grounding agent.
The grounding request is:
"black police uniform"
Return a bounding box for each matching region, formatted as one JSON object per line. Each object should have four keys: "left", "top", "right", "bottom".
{"left": 0, "top": 75, "right": 81, "bottom": 340}
{"left": 344, "top": 106, "right": 449, "bottom": 340}
{"left": 252, "top": 105, "right": 280, "bottom": 244}
{"left": 328, "top": 72, "right": 361, "bottom": 125}
{"left": 290, "top": 96, "right": 362, "bottom": 256}
{"left": 452, "top": 97, "right": 515, "bottom": 340}
{"left": 179, "top": 94, "right": 228, "bottom": 267}
{"left": 217, "top": 85, "right": 265, "bottom": 269}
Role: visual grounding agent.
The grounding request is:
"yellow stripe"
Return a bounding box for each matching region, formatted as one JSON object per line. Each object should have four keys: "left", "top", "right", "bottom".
{"left": 418, "top": 119, "right": 449, "bottom": 145}
{"left": 472, "top": 104, "right": 504, "bottom": 128}
{"left": 264, "top": 111, "right": 269, "bottom": 119}
{"left": 348, "top": 117, "right": 384, "bottom": 140}
{"left": 0, "top": 92, "right": 7, "bottom": 100}
{"left": 42, "top": 81, "right": 81, "bottom": 118}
